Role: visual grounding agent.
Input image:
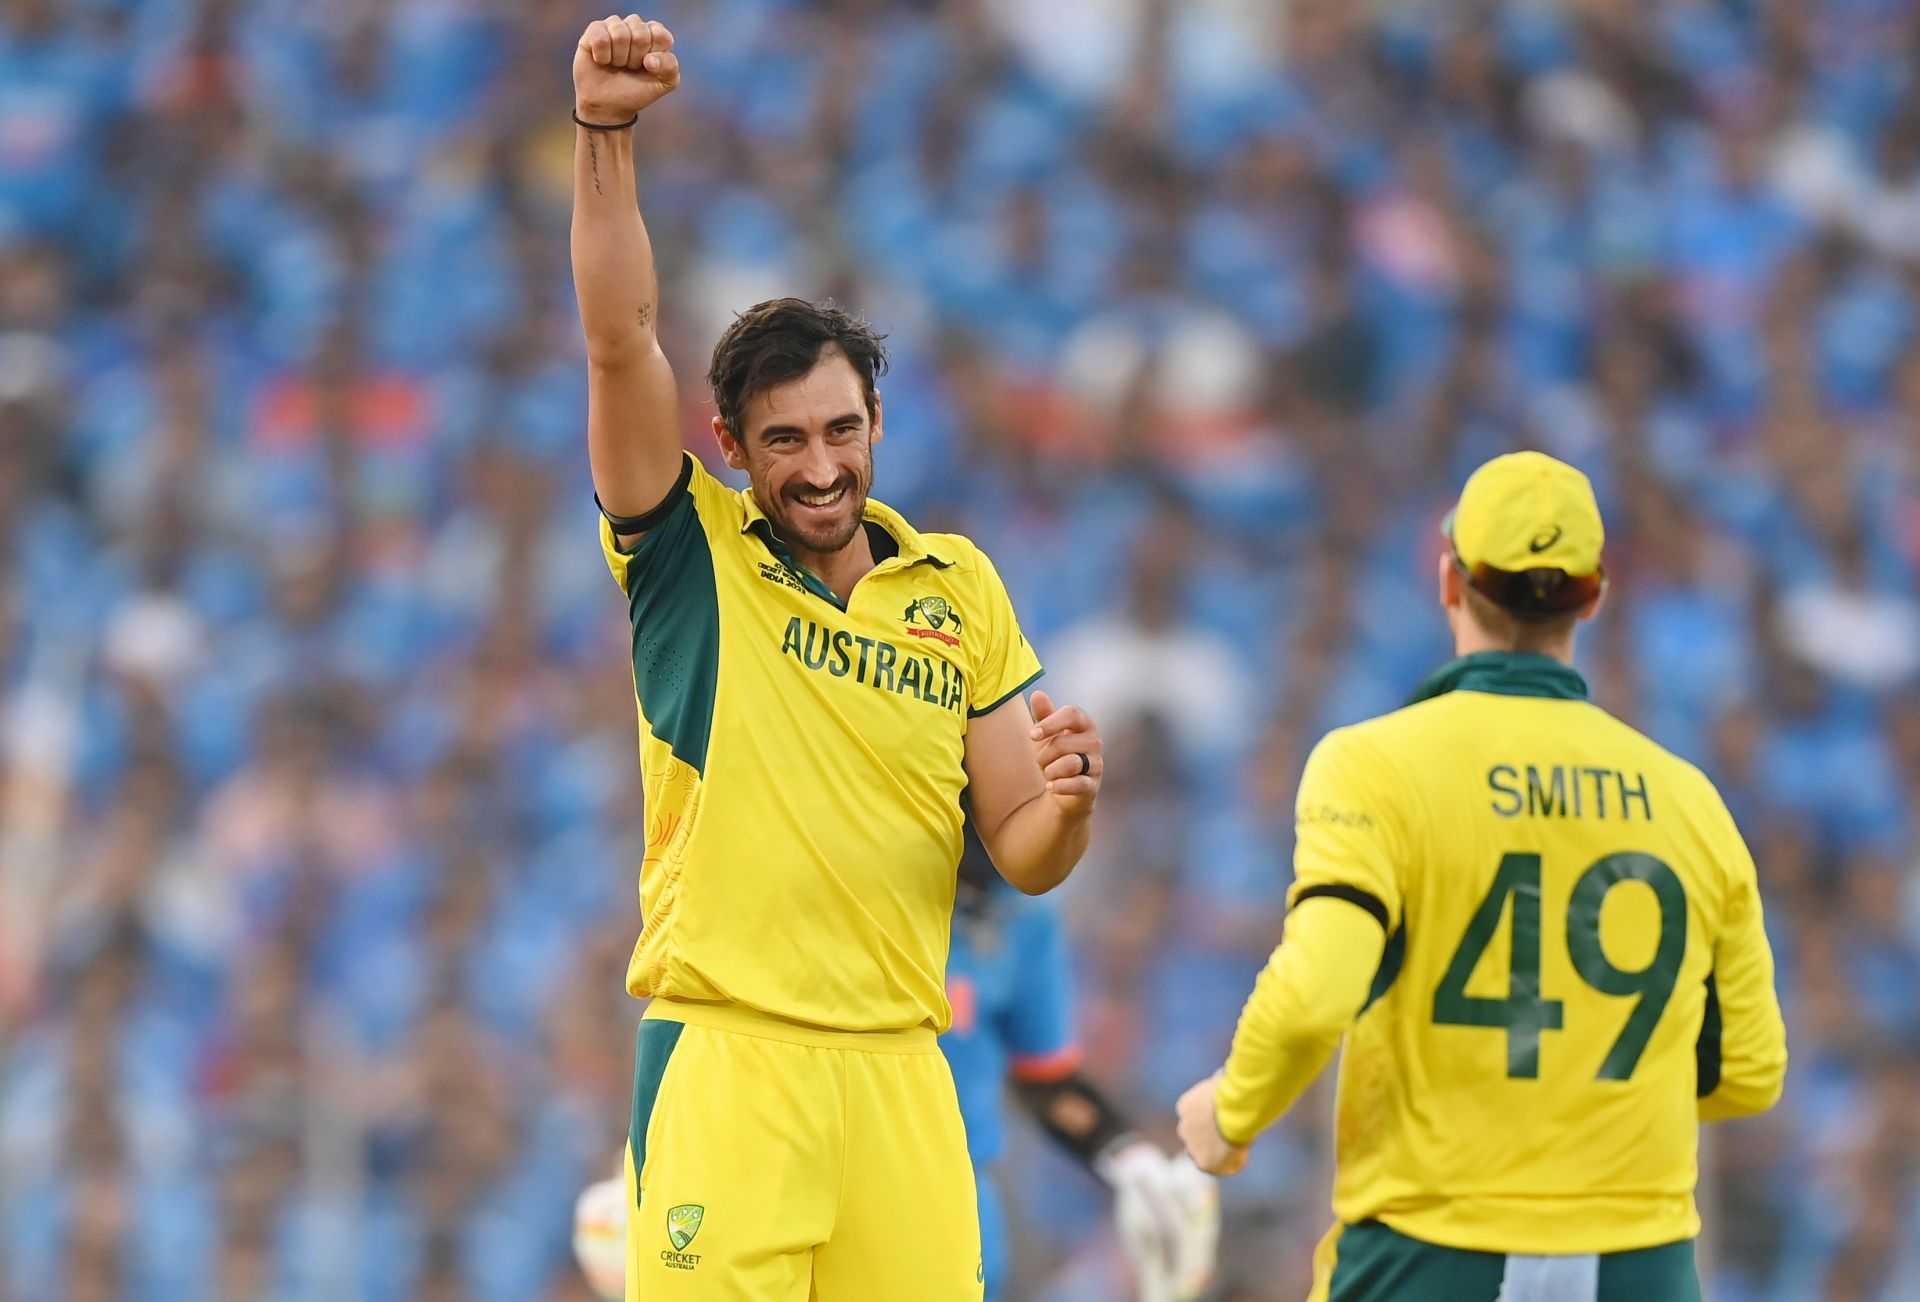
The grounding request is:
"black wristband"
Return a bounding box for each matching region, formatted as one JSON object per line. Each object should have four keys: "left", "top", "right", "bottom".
{"left": 573, "top": 109, "right": 639, "bottom": 131}
{"left": 1013, "top": 1071, "right": 1133, "bottom": 1173}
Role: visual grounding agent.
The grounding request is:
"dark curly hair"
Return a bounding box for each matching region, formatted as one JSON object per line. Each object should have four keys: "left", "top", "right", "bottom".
{"left": 707, "top": 298, "right": 890, "bottom": 438}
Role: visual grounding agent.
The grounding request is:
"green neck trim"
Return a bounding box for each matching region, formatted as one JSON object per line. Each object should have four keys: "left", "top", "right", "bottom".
{"left": 746, "top": 517, "right": 930, "bottom": 613}
{"left": 1408, "top": 651, "right": 1589, "bottom": 705}
{"left": 749, "top": 521, "right": 846, "bottom": 609}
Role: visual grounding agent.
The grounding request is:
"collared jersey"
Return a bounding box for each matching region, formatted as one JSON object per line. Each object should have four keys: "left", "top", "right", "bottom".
{"left": 600, "top": 454, "right": 1043, "bottom": 1034}
{"left": 1259, "top": 654, "right": 1786, "bottom": 1255}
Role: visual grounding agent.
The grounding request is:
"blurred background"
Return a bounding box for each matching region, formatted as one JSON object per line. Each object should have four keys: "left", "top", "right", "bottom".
{"left": 1, "top": 0, "right": 1917, "bottom": 1297}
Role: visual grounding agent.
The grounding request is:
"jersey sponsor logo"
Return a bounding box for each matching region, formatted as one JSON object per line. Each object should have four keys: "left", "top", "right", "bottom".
{"left": 903, "top": 595, "right": 964, "bottom": 646}
{"left": 1487, "top": 764, "right": 1653, "bottom": 821}
{"left": 779, "top": 616, "right": 967, "bottom": 713}
{"left": 1299, "top": 803, "right": 1376, "bottom": 830}
{"left": 662, "top": 1203, "right": 705, "bottom": 1270}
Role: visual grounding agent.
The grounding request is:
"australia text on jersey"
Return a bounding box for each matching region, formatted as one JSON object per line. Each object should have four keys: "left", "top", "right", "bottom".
{"left": 779, "top": 615, "right": 968, "bottom": 713}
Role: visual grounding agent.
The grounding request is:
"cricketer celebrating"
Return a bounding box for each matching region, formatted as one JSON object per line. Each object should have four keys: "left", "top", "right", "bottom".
{"left": 571, "top": 15, "right": 1104, "bottom": 1300}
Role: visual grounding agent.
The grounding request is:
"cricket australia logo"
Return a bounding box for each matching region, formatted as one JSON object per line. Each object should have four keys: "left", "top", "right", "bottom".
{"left": 662, "top": 1204, "right": 704, "bottom": 1270}
{"left": 903, "top": 595, "right": 963, "bottom": 647}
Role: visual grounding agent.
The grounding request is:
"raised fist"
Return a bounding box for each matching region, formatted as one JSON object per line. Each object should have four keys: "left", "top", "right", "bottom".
{"left": 574, "top": 14, "right": 680, "bottom": 123}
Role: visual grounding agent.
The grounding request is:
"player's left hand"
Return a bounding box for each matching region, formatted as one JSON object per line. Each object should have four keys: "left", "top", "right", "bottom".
{"left": 1176, "top": 1073, "right": 1249, "bottom": 1177}
{"left": 1030, "top": 689, "right": 1102, "bottom": 816}
{"left": 1102, "top": 1141, "right": 1220, "bottom": 1302}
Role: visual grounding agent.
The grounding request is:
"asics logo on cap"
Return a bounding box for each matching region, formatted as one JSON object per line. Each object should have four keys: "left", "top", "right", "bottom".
{"left": 1529, "top": 525, "right": 1563, "bottom": 554}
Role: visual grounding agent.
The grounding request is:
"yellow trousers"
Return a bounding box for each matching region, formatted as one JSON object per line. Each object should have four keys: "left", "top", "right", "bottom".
{"left": 624, "top": 1001, "right": 983, "bottom": 1300}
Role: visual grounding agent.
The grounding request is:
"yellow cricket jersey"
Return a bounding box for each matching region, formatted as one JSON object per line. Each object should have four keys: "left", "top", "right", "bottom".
{"left": 599, "top": 453, "right": 1042, "bottom": 1035}
{"left": 1217, "top": 652, "right": 1787, "bottom": 1256}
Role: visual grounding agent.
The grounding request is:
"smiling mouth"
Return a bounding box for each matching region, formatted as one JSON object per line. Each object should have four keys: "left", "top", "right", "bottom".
{"left": 792, "top": 485, "right": 851, "bottom": 511}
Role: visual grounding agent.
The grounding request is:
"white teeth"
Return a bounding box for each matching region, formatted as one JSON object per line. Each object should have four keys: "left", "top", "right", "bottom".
{"left": 799, "top": 488, "right": 845, "bottom": 507}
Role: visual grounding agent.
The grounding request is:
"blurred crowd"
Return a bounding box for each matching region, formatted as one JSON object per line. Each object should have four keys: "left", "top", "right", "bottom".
{"left": 2, "top": 0, "right": 1919, "bottom": 1297}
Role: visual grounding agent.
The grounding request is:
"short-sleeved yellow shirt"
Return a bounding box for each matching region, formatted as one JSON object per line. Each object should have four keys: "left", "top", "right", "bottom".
{"left": 601, "top": 454, "right": 1043, "bottom": 1034}
{"left": 1271, "top": 653, "right": 1785, "bottom": 1254}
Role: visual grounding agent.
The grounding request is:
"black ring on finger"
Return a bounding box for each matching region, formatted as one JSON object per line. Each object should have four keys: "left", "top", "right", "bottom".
{"left": 1075, "top": 752, "right": 1091, "bottom": 778}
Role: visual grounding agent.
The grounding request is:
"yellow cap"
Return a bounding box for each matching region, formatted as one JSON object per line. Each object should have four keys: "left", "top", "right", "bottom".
{"left": 1447, "top": 451, "right": 1604, "bottom": 576}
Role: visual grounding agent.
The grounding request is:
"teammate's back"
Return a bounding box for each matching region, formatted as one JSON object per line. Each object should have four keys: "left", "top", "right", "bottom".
{"left": 1317, "top": 676, "right": 1784, "bottom": 1252}
{"left": 1179, "top": 451, "right": 1787, "bottom": 1302}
